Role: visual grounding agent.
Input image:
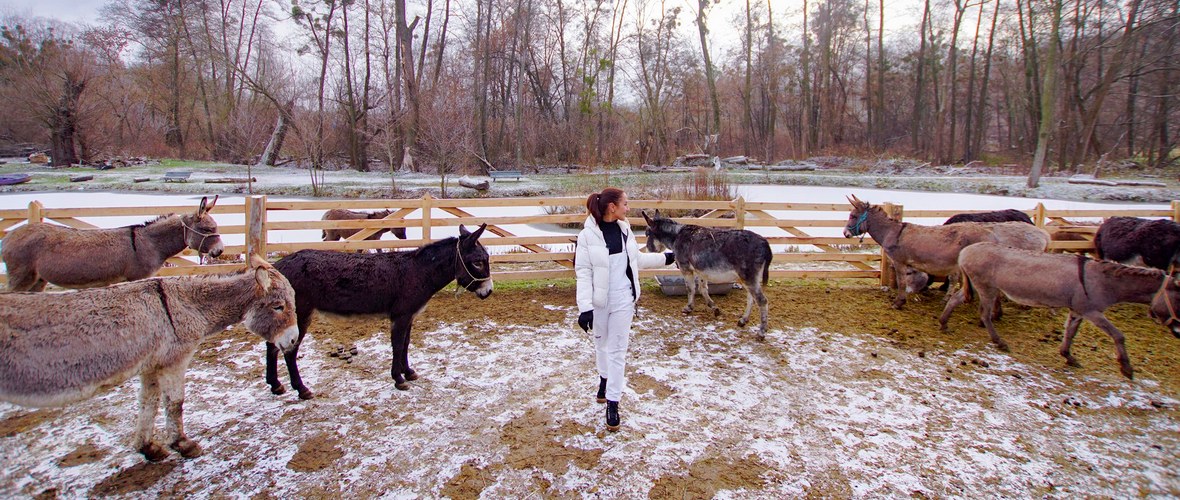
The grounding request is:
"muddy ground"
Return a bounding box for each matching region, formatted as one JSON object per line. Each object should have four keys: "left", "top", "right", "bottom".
{"left": 1, "top": 279, "right": 1179, "bottom": 498}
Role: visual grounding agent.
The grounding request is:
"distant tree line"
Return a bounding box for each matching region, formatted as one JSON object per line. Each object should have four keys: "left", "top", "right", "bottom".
{"left": 0, "top": 0, "right": 1175, "bottom": 185}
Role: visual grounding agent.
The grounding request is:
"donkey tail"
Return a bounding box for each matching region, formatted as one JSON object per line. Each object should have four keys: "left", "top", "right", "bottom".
{"left": 958, "top": 267, "right": 974, "bottom": 303}
{"left": 761, "top": 240, "right": 772, "bottom": 285}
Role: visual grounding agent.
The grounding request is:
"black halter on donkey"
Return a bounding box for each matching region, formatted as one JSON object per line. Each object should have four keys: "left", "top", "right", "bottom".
{"left": 271, "top": 224, "right": 493, "bottom": 398}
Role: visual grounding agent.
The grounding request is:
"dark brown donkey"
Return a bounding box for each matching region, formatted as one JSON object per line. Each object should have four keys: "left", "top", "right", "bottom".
{"left": 321, "top": 208, "right": 408, "bottom": 252}
{"left": 2, "top": 196, "right": 223, "bottom": 291}
{"left": 939, "top": 241, "right": 1180, "bottom": 379}
{"left": 643, "top": 210, "right": 773, "bottom": 340}
{"left": 842, "top": 194, "right": 1050, "bottom": 309}
{"left": 271, "top": 224, "right": 493, "bottom": 398}
{"left": 0, "top": 256, "right": 297, "bottom": 462}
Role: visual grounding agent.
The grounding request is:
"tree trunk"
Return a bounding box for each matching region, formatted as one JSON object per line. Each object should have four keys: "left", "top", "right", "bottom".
{"left": 49, "top": 79, "right": 84, "bottom": 167}
{"left": 911, "top": 0, "right": 929, "bottom": 153}
{"left": 695, "top": 0, "right": 721, "bottom": 151}
{"left": 396, "top": 0, "right": 421, "bottom": 161}
{"left": 258, "top": 100, "right": 294, "bottom": 167}
{"left": 1029, "top": 0, "right": 1062, "bottom": 188}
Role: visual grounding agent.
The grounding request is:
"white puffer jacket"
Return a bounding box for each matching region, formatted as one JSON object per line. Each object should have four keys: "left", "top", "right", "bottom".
{"left": 575, "top": 216, "right": 668, "bottom": 312}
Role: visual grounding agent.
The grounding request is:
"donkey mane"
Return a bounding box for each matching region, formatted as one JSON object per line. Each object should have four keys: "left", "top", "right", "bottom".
{"left": 121, "top": 213, "right": 174, "bottom": 230}
{"left": 1093, "top": 258, "right": 1166, "bottom": 279}
{"left": 405, "top": 236, "right": 460, "bottom": 260}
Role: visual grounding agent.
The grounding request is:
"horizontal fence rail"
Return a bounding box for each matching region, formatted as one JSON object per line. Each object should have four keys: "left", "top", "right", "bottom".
{"left": 1, "top": 195, "right": 1177, "bottom": 285}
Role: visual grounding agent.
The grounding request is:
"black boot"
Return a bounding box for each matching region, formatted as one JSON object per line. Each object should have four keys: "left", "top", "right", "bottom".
{"left": 606, "top": 400, "right": 620, "bottom": 431}
{"left": 596, "top": 377, "right": 607, "bottom": 403}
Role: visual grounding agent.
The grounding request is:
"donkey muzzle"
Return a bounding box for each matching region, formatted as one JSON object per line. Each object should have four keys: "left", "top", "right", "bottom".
{"left": 274, "top": 325, "right": 299, "bottom": 353}
{"left": 207, "top": 240, "right": 225, "bottom": 258}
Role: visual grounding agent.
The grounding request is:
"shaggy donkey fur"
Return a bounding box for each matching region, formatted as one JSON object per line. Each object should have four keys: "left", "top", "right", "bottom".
{"left": 643, "top": 210, "right": 773, "bottom": 341}
{"left": 272, "top": 224, "right": 493, "bottom": 397}
{"left": 0, "top": 255, "right": 298, "bottom": 462}
{"left": 321, "top": 208, "right": 409, "bottom": 250}
{"left": 939, "top": 242, "right": 1180, "bottom": 379}
{"left": 1094, "top": 216, "right": 1180, "bottom": 270}
{"left": 2, "top": 195, "right": 223, "bottom": 291}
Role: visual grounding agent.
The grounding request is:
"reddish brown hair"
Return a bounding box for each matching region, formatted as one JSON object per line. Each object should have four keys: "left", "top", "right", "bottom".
{"left": 586, "top": 187, "right": 625, "bottom": 224}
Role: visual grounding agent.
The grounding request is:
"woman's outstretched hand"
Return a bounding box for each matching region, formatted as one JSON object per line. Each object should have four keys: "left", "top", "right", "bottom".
{"left": 578, "top": 310, "right": 594, "bottom": 332}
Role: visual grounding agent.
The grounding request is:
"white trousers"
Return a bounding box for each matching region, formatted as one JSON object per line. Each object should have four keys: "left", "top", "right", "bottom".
{"left": 594, "top": 297, "right": 635, "bottom": 402}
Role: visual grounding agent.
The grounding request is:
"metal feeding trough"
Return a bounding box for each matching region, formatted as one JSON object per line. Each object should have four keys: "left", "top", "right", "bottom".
{"left": 655, "top": 275, "right": 734, "bottom": 296}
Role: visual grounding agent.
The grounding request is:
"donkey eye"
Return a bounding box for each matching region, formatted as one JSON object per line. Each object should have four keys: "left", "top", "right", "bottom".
{"left": 273, "top": 305, "right": 285, "bottom": 312}
{"left": 473, "top": 262, "right": 485, "bottom": 270}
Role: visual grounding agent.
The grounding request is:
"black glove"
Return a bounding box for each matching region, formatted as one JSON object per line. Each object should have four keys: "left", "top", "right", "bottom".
{"left": 665, "top": 252, "right": 676, "bottom": 265}
{"left": 578, "top": 310, "right": 594, "bottom": 332}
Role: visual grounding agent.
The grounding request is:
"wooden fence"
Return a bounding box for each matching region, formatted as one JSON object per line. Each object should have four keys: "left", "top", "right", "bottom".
{"left": 2, "top": 195, "right": 1178, "bottom": 286}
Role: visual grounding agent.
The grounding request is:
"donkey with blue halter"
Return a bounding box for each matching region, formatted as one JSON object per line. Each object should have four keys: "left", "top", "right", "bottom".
{"left": 270, "top": 224, "right": 493, "bottom": 397}
{"left": 642, "top": 210, "right": 773, "bottom": 340}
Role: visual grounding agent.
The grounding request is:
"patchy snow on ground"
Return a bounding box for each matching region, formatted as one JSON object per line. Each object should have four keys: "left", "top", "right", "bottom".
{"left": 2, "top": 300, "right": 1178, "bottom": 498}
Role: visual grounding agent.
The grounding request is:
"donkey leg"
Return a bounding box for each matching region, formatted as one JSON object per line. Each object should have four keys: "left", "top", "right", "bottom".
{"left": 4, "top": 267, "right": 38, "bottom": 292}
{"left": 697, "top": 278, "right": 720, "bottom": 317}
{"left": 134, "top": 371, "right": 170, "bottom": 462}
{"left": 400, "top": 319, "right": 418, "bottom": 381}
{"left": 265, "top": 342, "right": 286, "bottom": 395}
{"left": 891, "top": 263, "right": 910, "bottom": 309}
{"left": 681, "top": 272, "right": 697, "bottom": 314}
{"left": 160, "top": 361, "right": 202, "bottom": 459}
{"left": 938, "top": 285, "right": 970, "bottom": 331}
{"left": 977, "top": 291, "right": 1009, "bottom": 352}
{"left": 1085, "top": 313, "right": 1134, "bottom": 379}
{"left": 389, "top": 315, "right": 413, "bottom": 390}
{"left": 738, "top": 288, "right": 754, "bottom": 327}
{"left": 285, "top": 346, "right": 314, "bottom": 400}
{"left": 1059, "top": 313, "right": 1085, "bottom": 368}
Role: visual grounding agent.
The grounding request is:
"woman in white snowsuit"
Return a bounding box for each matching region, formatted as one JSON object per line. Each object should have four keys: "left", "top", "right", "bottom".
{"left": 575, "top": 188, "right": 674, "bottom": 431}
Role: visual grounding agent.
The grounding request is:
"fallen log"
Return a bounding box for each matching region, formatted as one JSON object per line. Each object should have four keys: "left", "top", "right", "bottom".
{"left": 69, "top": 175, "right": 94, "bottom": 182}
{"left": 458, "top": 176, "right": 489, "bottom": 191}
{"left": 204, "top": 177, "right": 256, "bottom": 183}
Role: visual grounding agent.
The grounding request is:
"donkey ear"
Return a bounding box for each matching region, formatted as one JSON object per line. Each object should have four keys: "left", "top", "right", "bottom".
{"left": 254, "top": 266, "right": 272, "bottom": 290}
{"left": 205, "top": 194, "right": 219, "bottom": 213}
{"left": 459, "top": 224, "right": 470, "bottom": 237}
{"left": 198, "top": 196, "right": 208, "bottom": 215}
{"left": 642, "top": 211, "right": 652, "bottom": 224}
{"left": 467, "top": 223, "right": 487, "bottom": 241}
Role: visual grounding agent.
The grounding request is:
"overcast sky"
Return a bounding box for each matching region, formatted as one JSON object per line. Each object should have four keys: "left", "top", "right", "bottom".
{"left": 4, "top": 0, "right": 105, "bottom": 25}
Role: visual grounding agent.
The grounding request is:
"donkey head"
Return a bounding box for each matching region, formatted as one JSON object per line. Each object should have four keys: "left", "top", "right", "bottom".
{"left": 843, "top": 194, "right": 873, "bottom": 238}
{"left": 242, "top": 255, "right": 299, "bottom": 352}
{"left": 455, "top": 223, "right": 493, "bottom": 299}
{"left": 642, "top": 210, "right": 680, "bottom": 252}
{"left": 182, "top": 195, "right": 224, "bottom": 258}
{"left": 1149, "top": 275, "right": 1180, "bottom": 338}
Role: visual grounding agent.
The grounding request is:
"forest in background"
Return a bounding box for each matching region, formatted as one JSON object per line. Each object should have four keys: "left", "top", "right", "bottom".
{"left": 0, "top": 0, "right": 1176, "bottom": 187}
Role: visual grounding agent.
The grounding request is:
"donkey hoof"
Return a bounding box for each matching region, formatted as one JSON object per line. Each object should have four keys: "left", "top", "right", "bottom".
{"left": 681, "top": 307, "right": 693, "bottom": 315}
{"left": 737, "top": 318, "right": 748, "bottom": 327}
{"left": 270, "top": 385, "right": 286, "bottom": 396}
{"left": 171, "top": 438, "right": 203, "bottom": 459}
{"left": 394, "top": 381, "right": 410, "bottom": 391}
{"left": 712, "top": 309, "right": 722, "bottom": 318}
{"left": 404, "top": 370, "right": 419, "bottom": 381}
{"left": 140, "top": 442, "right": 170, "bottom": 462}
{"left": 995, "top": 342, "right": 1010, "bottom": 352}
{"left": 297, "top": 389, "right": 315, "bottom": 400}
{"left": 755, "top": 333, "right": 766, "bottom": 342}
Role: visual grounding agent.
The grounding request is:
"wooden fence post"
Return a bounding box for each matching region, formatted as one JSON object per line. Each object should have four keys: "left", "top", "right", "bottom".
{"left": 27, "top": 201, "right": 42, "bottom": 224}
{"left": 1034, "top": 202, "right": 1046, "bottom": 227}
{"left": 1172, "top": 200, "right": 1179, "bottom": 222}
{"left": 245, "top": 195, "right": 267, "bottom": 259}
{"left": 880, "top": 202, "right": 903, "bottom": 288}
{"left": 734, "top": 196, "right": 746, "bottom": 230}
{"left": 421, "top": 193, "right": 433, "bottom": 240}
